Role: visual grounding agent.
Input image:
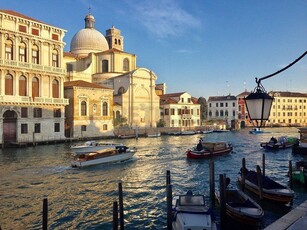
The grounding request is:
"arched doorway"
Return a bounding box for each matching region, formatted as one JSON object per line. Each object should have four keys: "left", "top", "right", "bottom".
{"left": 3, "top": 110, "right": 17, "bottom": 143}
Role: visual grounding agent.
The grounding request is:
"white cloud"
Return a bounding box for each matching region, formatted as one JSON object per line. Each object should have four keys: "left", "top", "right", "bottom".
{"left": 126, "top": 0, "right": 201, "bottom": 38}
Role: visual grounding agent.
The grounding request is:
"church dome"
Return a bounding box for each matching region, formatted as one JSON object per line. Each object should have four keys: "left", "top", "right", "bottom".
{"left": 70, "top": 14, "right": 109, "bottom": 57}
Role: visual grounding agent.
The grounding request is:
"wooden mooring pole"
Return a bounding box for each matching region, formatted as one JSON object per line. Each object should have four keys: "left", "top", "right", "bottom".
{"left": 256, "top": 165, "right": 263, "bottom": 200}
{"left": 289, "top": 160, "right": 293, "bottom": 189}
{"left": 166, "top": 170, "right": 172, "bottom": 230}
{"left": 241, "top": 158, "right": 246, "bottom": 192}
{"left": 42, "top": 198, "right": 48, "bottom": 230}
{"left": 262, "top": 153, "right": 265, "bottom": 177}
{"left": 118, "top": 182, "right": 124, "bottom": 230}
{"left": 209, "top": 160, "right": 215, "bottom": 208}
{"left": 219, "top": 174, "right": 226, "bottom": 230}
{"left": 113, "top": 201, "right": 118, "bottom": 230}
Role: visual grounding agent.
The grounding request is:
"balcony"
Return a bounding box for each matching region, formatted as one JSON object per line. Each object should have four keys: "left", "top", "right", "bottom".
{"left": 0, "top": 95, "right": 69, "bottom": 105}
{"left": 0, "top": 58, "right": 66, "bottom": 75}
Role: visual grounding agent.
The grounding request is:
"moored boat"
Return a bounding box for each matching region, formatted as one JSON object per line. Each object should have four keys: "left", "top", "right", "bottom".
{"left": 260, "top": 136, "right": 299, "bottom": 150}
{"left": 186, "top": 141, "right": 233, "bottom": 159}
{"left": 215, "top": 188, "right": 264, "bottom": 225}
{"left": 249, "top": 128, "right": 264, "bottom": 134}
{"left": 172, "top": 190, "right": 217, "bottom": 230}
{"left": 292, "top": 161, "right": 307, "bottom": 185}
{"left": 71, "top": 146, "right": 136, "bottom": 168}
{"left": 292, "top": 127, "right": 307, "bottom": 154}
{"left": 238, "top": 168, "right": 294, "bottom": 204}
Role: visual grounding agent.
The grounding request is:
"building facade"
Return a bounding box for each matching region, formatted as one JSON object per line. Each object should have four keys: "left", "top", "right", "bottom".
{"left": 236, "top": 91, "right": 251, "bottom": 128}
{"left": 207, "top": 95, "right": 237, "bottom": 129}
{"left": 64, "top": 13, "right": 160, "bottom": 130}
{"left": 267, "top": 91, "right": 307, "bottom": 127}
{"left": 0, "top": 10, "right": 68, "bottom": 145}
{"left": 64, "top": 80, "right": 114, "bottom": 138}
{"left": 159, "top": 92, "right": 200, "bottom": 128}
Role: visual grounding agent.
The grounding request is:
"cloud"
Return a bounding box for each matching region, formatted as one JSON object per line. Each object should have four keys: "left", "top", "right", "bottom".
{"left": 126, "top": 0, "right": 201, "bottom": 38}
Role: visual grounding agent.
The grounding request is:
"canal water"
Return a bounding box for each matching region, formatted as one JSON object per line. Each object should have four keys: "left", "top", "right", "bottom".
{"left": 0, "top": 127, "right": 307, "bottom": 229}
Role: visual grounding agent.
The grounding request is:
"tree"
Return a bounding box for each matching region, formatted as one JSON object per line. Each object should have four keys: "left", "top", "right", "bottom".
{"left": 113, "top": 115, "right": 128, "bottom": 127}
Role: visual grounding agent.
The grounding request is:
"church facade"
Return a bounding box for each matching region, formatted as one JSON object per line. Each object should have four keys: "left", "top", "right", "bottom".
{"left": 64, "top": 13, "right": 160, "bottom": 138}
{"left": 0, "top": 10, "right": 68, "bottom": 145}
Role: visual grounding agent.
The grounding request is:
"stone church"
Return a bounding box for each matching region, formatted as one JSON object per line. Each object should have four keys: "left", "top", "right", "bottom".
{"left": 64, "top": 13, "right": 160, "bottom": 138}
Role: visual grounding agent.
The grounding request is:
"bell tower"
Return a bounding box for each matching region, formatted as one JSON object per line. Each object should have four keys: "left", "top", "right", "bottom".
{"left": 106, "top": 26, "right": 124, "bottom": 51}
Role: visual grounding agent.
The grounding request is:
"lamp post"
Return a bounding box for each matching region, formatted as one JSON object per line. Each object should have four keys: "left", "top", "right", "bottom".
{"left": 244, "top": 51, "right": 307, "bottom": 128}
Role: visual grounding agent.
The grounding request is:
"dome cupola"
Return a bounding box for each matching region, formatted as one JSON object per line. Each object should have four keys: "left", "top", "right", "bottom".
{"left": 70, "top": 13, "right": 109, "bottom": 57}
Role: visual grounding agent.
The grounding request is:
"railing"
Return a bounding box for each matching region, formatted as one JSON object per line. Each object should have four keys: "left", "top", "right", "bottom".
{"left": 0, "top": 95, "right": 69, "bottom": 105}
{"left": 0, "top": 58, "right": 66, "bottom": 74}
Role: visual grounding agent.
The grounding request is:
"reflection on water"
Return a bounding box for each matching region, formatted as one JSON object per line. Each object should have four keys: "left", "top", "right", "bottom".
{"left": 0, "top": 127, "right": 307, "bottom": 229}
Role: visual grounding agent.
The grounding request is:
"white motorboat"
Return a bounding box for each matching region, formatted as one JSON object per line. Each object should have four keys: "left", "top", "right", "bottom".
{"left": 172, "top": 190, "right": 217, "bottom": 230}
{"left": 70, "top": 141, "right": 124, "bottom": 154}
{"left": 71, "top": 146, "right": 137, "bottom": 168}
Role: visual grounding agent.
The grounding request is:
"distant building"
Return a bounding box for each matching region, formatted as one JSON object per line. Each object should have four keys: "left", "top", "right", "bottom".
{"left": 64, "top": 13, "right": 160, "bottom": 131}
{"left": 207, "top": 95, "right": 237, "bottom": 129}
{"left": 64, "top": 80, "right": 114, "bottom": 138}
{"left": 0, "top": 10, "right": 68, "bottom": 145}
{"left": 159, "top": 92, "right": 200, "bottom": 128}
{"left": 267, "top": 91, "right": 307, "bottom": 127}
{"left": 236, "top": 91, "right": 251, "bottom": 128}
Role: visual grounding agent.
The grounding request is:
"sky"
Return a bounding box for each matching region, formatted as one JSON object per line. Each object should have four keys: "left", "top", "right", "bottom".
{"left": 2, "top": 0, "right": 307, "bottom": 99}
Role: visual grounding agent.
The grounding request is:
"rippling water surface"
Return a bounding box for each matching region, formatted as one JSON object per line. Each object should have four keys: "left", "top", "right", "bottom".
{"left": 1, "top": 127, "right": 307, "bottom": 229}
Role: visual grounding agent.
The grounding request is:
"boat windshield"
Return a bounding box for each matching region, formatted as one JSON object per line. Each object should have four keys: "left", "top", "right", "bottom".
{"left": 179, "top": 195, "right": 205, "bottom": 206}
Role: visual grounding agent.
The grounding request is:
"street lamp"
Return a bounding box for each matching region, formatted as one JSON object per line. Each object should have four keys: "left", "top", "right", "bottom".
{"left": 244, "top": 51, "right": 307, "bottom": 128}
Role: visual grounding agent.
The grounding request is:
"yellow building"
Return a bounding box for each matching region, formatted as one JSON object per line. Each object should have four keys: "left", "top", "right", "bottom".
{"left": 0, "top": 10, "right": 68, "bottom": 145}
{"left": 64, "top": 13, "right": 160, "bottom": 130}
{"left": 268, "top": 91, "right": 307, "bottom": 127}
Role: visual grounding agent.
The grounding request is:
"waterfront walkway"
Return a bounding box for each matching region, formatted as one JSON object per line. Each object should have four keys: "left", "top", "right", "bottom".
{"left": 264, "top": 200, "right": 307, "bottom": 230}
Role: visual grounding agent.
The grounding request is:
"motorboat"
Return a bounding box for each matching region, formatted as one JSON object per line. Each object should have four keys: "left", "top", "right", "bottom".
{"left": 238, "top": 168, "right": 294, "bottom": 204}
{"left": 71, "top": 146, "right": 137, "bottom": 168}
{"left": 260, "top": 136, "right": 299, "bottom": 150}
{"left": 215, "top": 187, "right": 264, "bottom": 225}
{"left": 172, "top": 190, "right": 217, "bottom": 230}
{"left": 70, "top": 141, "right": 125, "bottom": 154}
{"left": 146, "top": 132, "right": 161, "bottom": 137}
{"left": 186, "top": 142, "right": 233, "bottom": 159}
{"left": 292, "top": 161, "right": 307, "bottom": 185}
{"left": 249, "top": 128, "right": 264, "bottom": 134}
{"left": 292, "top": 127, "right": 307, "bottom": 154}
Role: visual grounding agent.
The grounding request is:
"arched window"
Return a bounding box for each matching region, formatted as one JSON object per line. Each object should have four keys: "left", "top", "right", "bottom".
{"left": 103, "top": 124, "right": 108, "bottom": 130}
{"left": 118, "top": 87, "right": 125, "bottom": 95}
{"left": 225, "top": 110, "right": 229, "bottom": 117}
{"left": 81, "top": 101, "right": 87, "bottom": 116}
{"left": 32, "top": 77, "right": 39, "bottom": 98}
{"left": 19, "top": 75, "right": 27, "bottom": 96}
{"left": 215, "top": 111, "right": 219, "bottom": 117}
{"left": 209, "top": 111, "right": 212, "bottom": 117}
{"left": 102, "top": 102, "right": 108, "bottom": 116}
{"left": 19, "top": 42, "right": 27, "bottom": 62}
{"left": 52, "top": 79, "right": 59, "bottom": 98}
{"left": 5, "top": 74, "right": 13, "bottom": 95}
{"left": 32, "top": 45, "right": 39, "bottom": 64}
{"left": 220, "top": 110, "right": 224, "bottom": 117}
{"left": 52, "top": 49, "right": 59, "bottom": 67}
{"left": 115, "top": 39, "right": 117, "bottom": 44}
{"left": 118, "top": 39, "right": 121, "bottom": 45}
{"left": 123, "top": 58, "right": 129, "bottom": 71}
{"left": 102, "top": 60, "right": 108, "bottom": 73}
{"left": 116, "top": 111, "right": 120, "bottom": 119}
{"left": 5, "top": 39, "right": 13, "bottom": 60}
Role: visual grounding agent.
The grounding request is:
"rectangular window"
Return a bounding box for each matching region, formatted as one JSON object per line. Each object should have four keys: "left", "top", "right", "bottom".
{"left": 34, "top": 123, "right": 41, "bottom": 133}
{"left": 33, "top": 108, "right": 42, "bottom": 117}
{"left": 165, "top": 109, "right": 169, "bottom": 115}
{"left": 54, "top": 123, "right": 60, "bottom": 132}
{"left": 103, "top": 124, "right": 108, "bottom": 130}
{"left": 32, "top": 28, "right": 39, "bottom": 36}
{"left": 52, "top": 34, "right": 59, "bottom": 41}
{"left": 171, "top": 109, "right": 175, "bottom": 115}
{"left": 220, "top": 103, "right": 224, "bottom": 107}
{"left": 53, "top": 108, "right": 61, "bottom": 117}
{"left": 19, "top": 25, "right": 27, "bottom": 33}
{"left": 21, "top": 107, "right": 28, "bottom": 118}
{"left": 81, "top": 125, "right": 86, "bottom": 131}
{"left": 21, "top": 124, "right": 28, "bottom": 134}
{"left": 178, "top": 109, "right": 181, "bottom": 115}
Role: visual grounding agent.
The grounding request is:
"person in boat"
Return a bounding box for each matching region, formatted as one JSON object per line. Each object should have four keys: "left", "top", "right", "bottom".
{"left": 197, "top": 139, "right": 203, "bottom": 151}
{"left": 270, "top": 136, "right": 277, "bottom": 144}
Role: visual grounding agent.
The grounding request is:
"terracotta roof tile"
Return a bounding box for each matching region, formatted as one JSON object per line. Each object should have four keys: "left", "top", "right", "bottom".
{"left": 64, "top": 80, "right": 112, "bottom": 90}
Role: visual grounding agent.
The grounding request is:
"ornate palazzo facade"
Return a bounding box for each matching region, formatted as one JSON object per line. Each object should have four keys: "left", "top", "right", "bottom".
{"left": 0, "top": 10, "right": 68, "bottom": 145}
